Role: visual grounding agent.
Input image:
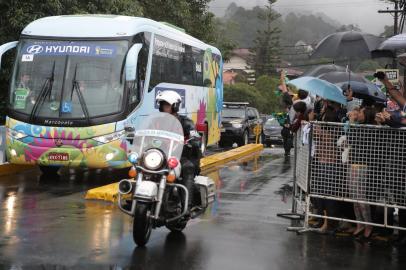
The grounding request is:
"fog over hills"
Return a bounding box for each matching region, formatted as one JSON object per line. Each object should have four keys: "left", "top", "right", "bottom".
{"left": 210, "top": 0, "right": 394, "bottom": 35}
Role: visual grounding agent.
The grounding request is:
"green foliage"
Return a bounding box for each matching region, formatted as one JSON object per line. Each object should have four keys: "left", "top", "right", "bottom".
{"left": 224, "top": 75, "right": 282, "bottom": 114}
{"left": 356, "top": 60, "right": 383, "bottom": 72}
{"left": 255, "top": 75, "right": 282, "bottom": 112}
{"left": 234, "top": 74, "right": 248, "bottom": 83}
{"left": 380, "top": 25, "right": 394, "bottom": 38}
{"left": 212, "top": 18, "right": 237, "bottom": 62}
{"left": 138, "top": 0, "right": 215, "bottom": 43}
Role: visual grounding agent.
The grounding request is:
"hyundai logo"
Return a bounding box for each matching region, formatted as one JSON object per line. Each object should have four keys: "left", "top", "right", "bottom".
{"left": 26, "top": 45, "right": 43, "bottom": 54}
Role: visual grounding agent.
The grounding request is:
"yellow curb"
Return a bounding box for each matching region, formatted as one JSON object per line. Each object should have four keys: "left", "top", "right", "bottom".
{"left": 0, "top": 163, "right": 36, "bottom": 177}
{"left": 85, "top": 144, "right": 264, "bottom": 202}
{"left": 200, "top": 144, "right": 263, "bottom": 171}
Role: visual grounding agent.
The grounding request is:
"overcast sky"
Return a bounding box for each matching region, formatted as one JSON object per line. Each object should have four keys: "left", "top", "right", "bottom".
{"left": 209, "top": 0, "right": 395, "bottom": 35}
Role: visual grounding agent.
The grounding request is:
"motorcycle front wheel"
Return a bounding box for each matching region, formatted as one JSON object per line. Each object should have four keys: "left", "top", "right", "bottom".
{"left": 133, "top": 202, "right": 153, "bottom": 246}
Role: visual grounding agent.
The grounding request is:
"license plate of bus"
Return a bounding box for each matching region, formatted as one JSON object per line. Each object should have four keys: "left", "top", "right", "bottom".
{"left": 48, "top": 152, "right": 69, "bottom": 161}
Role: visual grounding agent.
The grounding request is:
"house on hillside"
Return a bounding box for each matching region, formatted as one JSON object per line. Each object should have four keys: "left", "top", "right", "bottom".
{"left": 295, "top": 40, "right": 313, "bottom": 54}
{"left": 223, "top": 49, "right": 256, "bottom": 85}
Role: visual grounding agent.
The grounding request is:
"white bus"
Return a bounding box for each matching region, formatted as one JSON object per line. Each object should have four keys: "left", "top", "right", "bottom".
{"left": 0, "top": 15, "right": 223, "bottom": 174}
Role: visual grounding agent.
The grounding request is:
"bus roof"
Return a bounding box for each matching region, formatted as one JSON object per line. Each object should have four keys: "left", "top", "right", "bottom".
{"left": 21, "top": 15, "right": 221, "bottom": 56}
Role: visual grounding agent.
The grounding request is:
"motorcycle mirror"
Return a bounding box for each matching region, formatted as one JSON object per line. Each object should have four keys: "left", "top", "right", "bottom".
{"left": 125, "top": 126, "right": 135, "bottom": 133}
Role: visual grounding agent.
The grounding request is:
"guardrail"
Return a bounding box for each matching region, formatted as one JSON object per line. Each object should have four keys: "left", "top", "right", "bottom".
{"left": 288, "top": 122, "right": 406, "bottom": 232}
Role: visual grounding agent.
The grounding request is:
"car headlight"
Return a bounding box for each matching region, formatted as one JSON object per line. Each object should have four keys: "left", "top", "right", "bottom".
{"left": 143, "top": 149, "right": 164, "bottom": 170}
{"left": 232, "top": 123, "right": 243, "bottom": 128}
{"left": 8, "top": 129, "right": 28, "bottom": 139}
{"left": 93, "top": 130, "right": 125, "bottom": 144}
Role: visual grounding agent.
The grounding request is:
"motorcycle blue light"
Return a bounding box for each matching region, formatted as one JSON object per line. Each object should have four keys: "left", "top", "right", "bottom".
{"left": 128, "top": 153, "right": 139, "bottom": 164}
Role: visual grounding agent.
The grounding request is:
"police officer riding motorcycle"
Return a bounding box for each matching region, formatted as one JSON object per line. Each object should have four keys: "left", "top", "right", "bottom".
{"left": 117, "top": 91, "right": 215, "bottom": 246}
{"left": 156, "top": 91, "right": 202, "bottom": 212}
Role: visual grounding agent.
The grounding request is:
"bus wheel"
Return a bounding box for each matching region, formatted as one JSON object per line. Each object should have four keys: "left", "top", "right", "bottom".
{"left": 39, "top": 166, "right": 60, "bottom": 176}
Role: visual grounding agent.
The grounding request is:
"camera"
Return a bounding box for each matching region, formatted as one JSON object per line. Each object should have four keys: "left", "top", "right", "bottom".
{"left": 373, "top": 71, "right": 386, "bottom": 80}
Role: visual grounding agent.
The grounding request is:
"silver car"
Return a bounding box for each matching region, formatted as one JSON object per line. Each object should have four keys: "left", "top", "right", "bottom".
{"left": 263, "top": 118, "right": 283, "bottom": 146}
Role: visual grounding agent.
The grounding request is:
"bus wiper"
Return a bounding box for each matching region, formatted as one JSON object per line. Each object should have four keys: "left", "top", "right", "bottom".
{"left": 70, "top": 64, "right": 91, "bottom": 125}
{"left": 29, "top": 61, "right": 55, "bottom": 122}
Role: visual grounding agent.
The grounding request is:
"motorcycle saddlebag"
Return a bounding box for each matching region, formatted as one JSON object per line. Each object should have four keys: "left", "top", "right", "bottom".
{"left": 194, "top": 176, "right": 216, "bottom": 208}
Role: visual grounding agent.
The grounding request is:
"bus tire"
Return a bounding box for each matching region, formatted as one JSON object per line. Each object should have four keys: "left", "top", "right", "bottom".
{"left": 39, "top": 166, "right": 60, "bottom": 176}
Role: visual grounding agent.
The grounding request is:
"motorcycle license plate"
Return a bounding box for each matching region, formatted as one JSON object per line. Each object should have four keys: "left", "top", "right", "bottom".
{"left": 220, "top": 128, "right": 226, "bottom": 132}
{"left": 48, "top": 152, "right": 69, "bottom": 161}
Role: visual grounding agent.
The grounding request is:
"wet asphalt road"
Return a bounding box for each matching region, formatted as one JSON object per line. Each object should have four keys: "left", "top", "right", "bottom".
{"left": 0, "top": 147, "right": 406, "bottom": 269}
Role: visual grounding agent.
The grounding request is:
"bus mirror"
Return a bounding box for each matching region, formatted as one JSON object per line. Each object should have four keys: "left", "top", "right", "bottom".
{"left": 0, "top": 41, "right": 18, "bottom": 69}
{"left": 125, "top": 43, "right": 143, "bottom": 81}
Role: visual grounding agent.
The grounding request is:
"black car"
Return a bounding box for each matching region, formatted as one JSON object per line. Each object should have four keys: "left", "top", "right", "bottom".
{"left": 263, "top": 117, "right": 283, "bottom": 146}
{"left": 219, "top": 102, "right": 263, "bottom": 147}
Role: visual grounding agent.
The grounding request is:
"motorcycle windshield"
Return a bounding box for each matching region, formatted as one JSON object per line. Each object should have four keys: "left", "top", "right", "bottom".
{"left": 131, "top": 113, "right": 184, "bottom": 160}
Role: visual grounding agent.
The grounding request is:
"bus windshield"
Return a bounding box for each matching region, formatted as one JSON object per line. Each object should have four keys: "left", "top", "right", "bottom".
{"left": 9, "top": 39, "right": 129, "bottom": 120}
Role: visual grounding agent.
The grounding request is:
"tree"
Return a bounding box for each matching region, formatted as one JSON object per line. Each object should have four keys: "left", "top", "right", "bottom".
{"left": 138, "top": 0, "right": 215, "bottom": 43}
{"left": 380, "top": 25, "right": 395, "bottom": 38}
{"left": 336, "top": 24, "right": 361, "bottom": 32}
{"left": 249, "top": 0, "right": 281, "bottom": 77}
{"left": 255, "top": 75, "right": 282, "bottom": 113}
{"left": 212, "top": 18, "right": 237, "bottom": 62}
{"left": 223, "top": 83, "right": 263, "bottom": 110}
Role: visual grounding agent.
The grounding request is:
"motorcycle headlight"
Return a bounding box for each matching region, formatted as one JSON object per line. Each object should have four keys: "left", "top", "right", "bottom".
{"left": 8, "top": 129, "right": 28, "bottom": 139}
{"left": 143, "top": 149, "right": 164, "bottom": 170}
{"left": 93, "top": 130, "right": 125, "bottom": 144}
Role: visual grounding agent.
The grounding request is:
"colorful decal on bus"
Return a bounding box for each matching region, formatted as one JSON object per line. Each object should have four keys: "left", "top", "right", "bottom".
{"left": 6, "top": 118, "right": 129, "bottom": 168}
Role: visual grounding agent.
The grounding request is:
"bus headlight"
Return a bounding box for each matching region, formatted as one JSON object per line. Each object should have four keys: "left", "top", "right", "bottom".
{"left": 93, "top": 130, "right": 125, "bottom": 144}
{"left": 143, "top": 149, "right": 164, "bottom": 170}
{"left": 8, "top": 129, "right": 28, "bottom": 140}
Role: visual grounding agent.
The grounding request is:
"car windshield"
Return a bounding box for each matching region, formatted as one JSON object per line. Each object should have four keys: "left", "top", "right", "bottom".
{"left": 222, "top": 108, "right": 246, "bottom": 118}
{"left": 265, "top": 118, "right": 279, "bottom": 127}
{"left": 9, "top": 39, "right": 129, "bottom": 119}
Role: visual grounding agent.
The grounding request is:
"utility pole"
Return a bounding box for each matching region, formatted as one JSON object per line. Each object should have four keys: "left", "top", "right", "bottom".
{"left": 378, "top": 0, "right": 406, "bottom": 68}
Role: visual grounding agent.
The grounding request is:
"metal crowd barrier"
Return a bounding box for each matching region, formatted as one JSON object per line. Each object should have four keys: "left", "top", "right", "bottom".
{"left": 288, "top": 121, "right": 406, "bottom": 232}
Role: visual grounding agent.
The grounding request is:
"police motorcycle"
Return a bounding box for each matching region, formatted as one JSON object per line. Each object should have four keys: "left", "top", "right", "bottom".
{"left": 118, "top": 112, "right": 215, "bottom": 246}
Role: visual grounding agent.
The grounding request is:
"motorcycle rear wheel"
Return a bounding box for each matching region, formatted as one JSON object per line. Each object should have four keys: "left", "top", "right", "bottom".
{"left": 133, "top": 202, "right": 153, "bottom": 246}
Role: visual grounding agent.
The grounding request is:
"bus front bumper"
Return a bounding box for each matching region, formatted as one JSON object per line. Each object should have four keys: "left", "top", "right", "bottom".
{"left": 6, "top": 137, "right": 131, "bottom": 169}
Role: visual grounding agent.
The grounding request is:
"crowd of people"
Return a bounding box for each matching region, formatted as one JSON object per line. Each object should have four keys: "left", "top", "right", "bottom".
{"left": 278, "top": 71, "right": 406, "bottom": 245}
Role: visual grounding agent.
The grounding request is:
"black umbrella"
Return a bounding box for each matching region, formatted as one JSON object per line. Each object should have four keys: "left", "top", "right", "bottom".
{"left": 311, "top": 31, "right": 384, "bottom": 60}
{"left": 302, "top": 64, "right": 347, "bottom": 77}
{"left": 318, "top": 71, "right": 369, "bottom": 84}
{"left": 336, "top": 81, "right": 387, "bottom": 103}
{"left": 372, "top": 33, "right": 406, "bottom": 59}
{"left": 376, "top": 33, "right": 406, "bottom": 51}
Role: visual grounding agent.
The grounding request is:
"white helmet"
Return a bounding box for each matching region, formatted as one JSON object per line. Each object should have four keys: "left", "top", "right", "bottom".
{"left": 156, "top": 90, "right": 182, "bottom": 112}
